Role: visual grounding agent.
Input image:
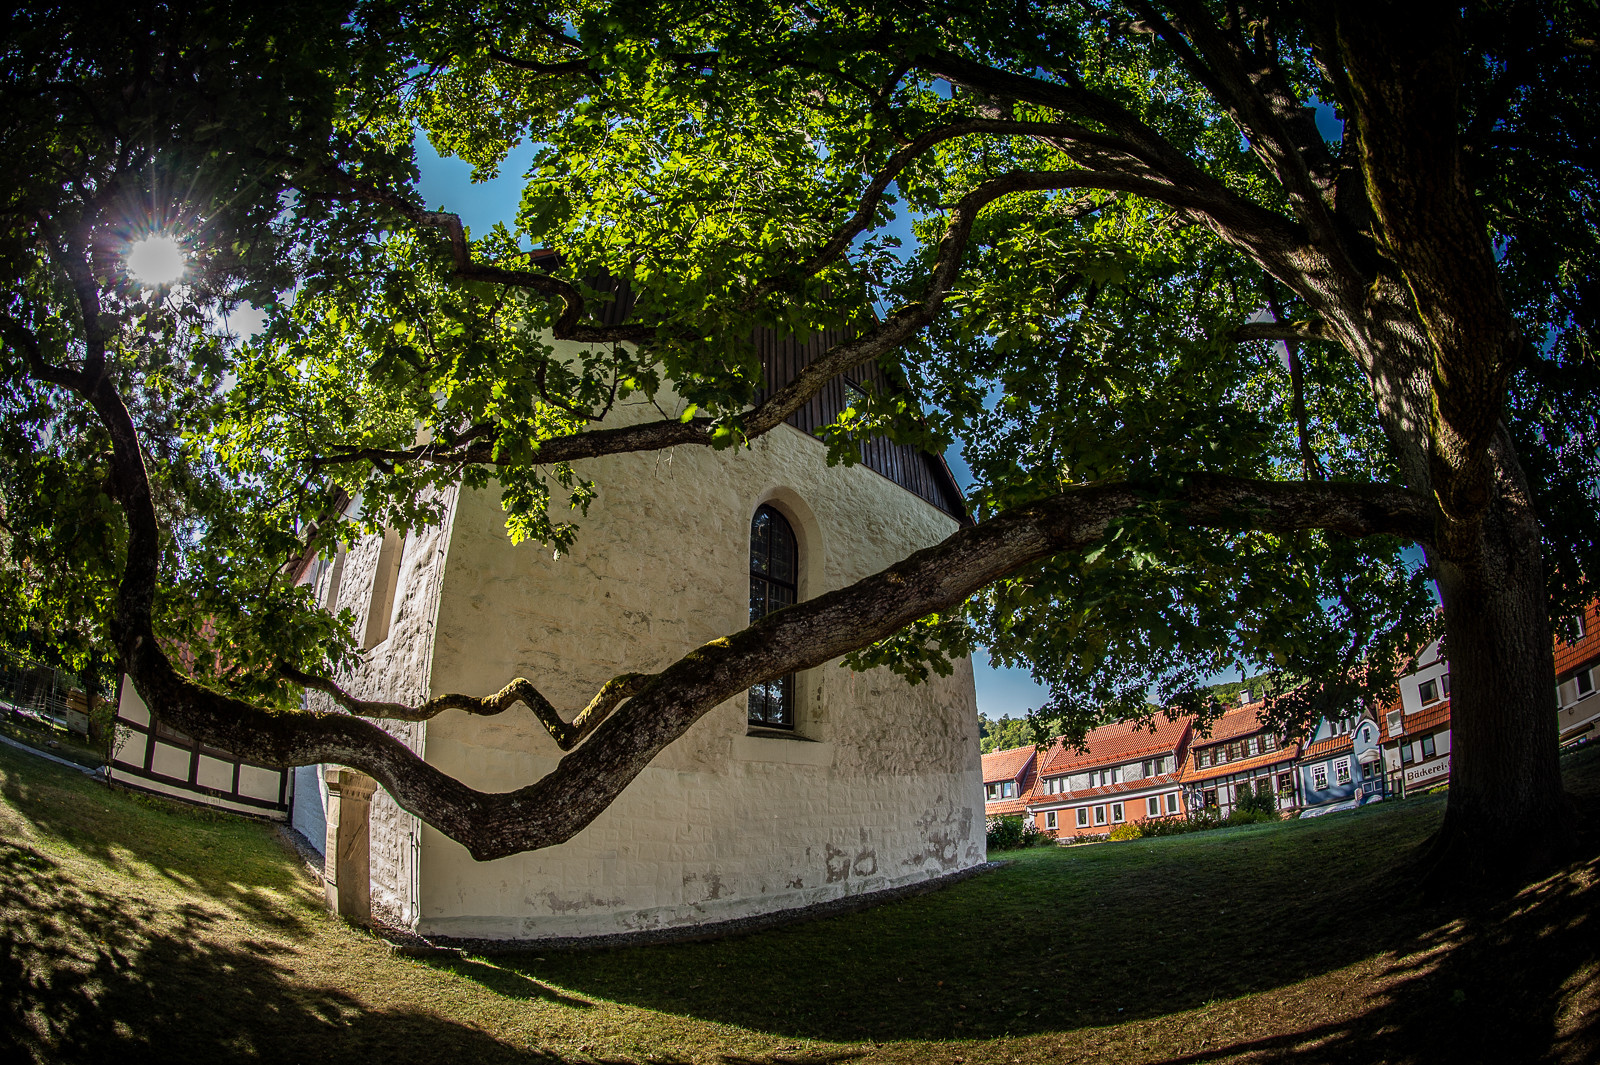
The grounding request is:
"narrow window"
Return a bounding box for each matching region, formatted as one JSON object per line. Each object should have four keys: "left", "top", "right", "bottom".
{"left": 1313, "top": 765, "right": 1328, "bottom": 790}
{"left": 748, "top": 505, "right": 799, "bottom": 730}
{"left": 1421, "top": 734, "right": 1436, "bottom": 759}
{"left": 1401, "top": 742, "right": 1414, "bottom": 764}
{"left": 1335, "top": 760, "right": 1351, "bottom": 785}
{"left": 1166, "top": 792, "right": 1178, "bottom": 814}
{"left": 1076, "top": 808, "right": 1088, "bottom": 827}
{"left": 1578, "top": 669, "right": 1595, "bottom": 697}
{"left": 1110, "top": 766, "right": 1122, "bottom": 785}
{"left": 1094, "top": 805, "right": 1107, "bottom": 826}
{"left": 1147, "top": 796, "right": 1160, "bottom": 818}
{"left": 1203, "top": 789, "right": 1218, "bottom": 808}
{"left": 1263, "top": 733, "right": 1278, "bottom": 752}
{"left": 322, "top": 546, "right": 347, "bottom": 614}
{"left": 1247, "top": 736, "right": 1260, "bottom": 756}
{"left": 362, "top": 529, "right": 404, "bottom": 650}
{"left": 1045, "top": 811, "right": 1057, "bottom": 830}
{"left": 1112, "top": 802, "right": 1125, "bottom": 823}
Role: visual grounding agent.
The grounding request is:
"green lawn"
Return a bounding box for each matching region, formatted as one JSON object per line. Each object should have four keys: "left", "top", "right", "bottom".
{"left": 2, "top": 739, "right": 1597, "bottom": 1063}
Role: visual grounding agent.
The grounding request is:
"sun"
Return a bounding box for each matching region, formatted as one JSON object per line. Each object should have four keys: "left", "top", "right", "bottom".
{"left": 125, "top": 234, "right": 188, "bottom": 287}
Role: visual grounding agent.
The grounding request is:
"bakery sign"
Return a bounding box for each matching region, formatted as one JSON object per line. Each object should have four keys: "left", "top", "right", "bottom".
{"left": 1403, "top": 755, "right": 1450, "bottom": 789}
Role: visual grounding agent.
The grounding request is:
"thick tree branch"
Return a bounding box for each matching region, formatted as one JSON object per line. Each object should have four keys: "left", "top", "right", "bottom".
{"left": 282, "top": 664, "right": 648, "bottom": 750}
{"left": 925, "top": 51, "right": 1314, "bottom": 277}
{"left": 122, "top": 468, "right": 1435, "bottom": 861}
{"left": 1231, "top": 320, "right": 1329, "bottom": 344}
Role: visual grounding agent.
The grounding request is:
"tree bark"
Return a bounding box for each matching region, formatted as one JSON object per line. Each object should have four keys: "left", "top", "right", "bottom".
{"left": 1422, "top": 433, "right": 1573, "bottom": 889}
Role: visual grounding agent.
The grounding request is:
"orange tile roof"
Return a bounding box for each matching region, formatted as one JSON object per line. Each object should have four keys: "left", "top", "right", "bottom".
{"left": 1553, "top": 601, "right": 1600, "bottom": 678}
{"left": 1180, "top": 744, "right": 1300, "bottom": 785}
{"left": 1300, "top": 733, "right": 1355, "bottom": 760}
{"left": 1036, "top": 715, "right": 1194, "bottom": 777}
{"left": 1391, "top": 700, "right": 1452, "bottom": 740}
{"left": 984, "top": 796, "right": 1031, "bottom": 817}
{"left": 1190, "top": 701, "right": 1277, "bottom": 747}
{"left": 1026, "top": 772, "right": 1185, "bottom": 809}
{"left": 981, "top": 744, "right": 1037, "bottom": 784}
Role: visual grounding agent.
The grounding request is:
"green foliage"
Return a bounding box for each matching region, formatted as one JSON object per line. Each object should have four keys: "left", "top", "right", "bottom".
{"left": 1108, "top": 822, "right": 1143, "bottom": 842}
{"left": 978, "top": 713, "right": 1036, "bottom": 754}
{"left": 985, "top": 814, "right": 1043, "bottom": 851}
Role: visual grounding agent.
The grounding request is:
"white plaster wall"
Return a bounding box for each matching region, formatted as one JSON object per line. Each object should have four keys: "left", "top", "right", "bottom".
{"left": 310, "top": 486, "right": 461, "bottom": 929}
{"left": 417, "top": 415, "right": 983, "bottom": 939}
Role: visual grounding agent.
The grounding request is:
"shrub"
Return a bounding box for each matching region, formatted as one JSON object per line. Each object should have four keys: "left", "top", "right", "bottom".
{"left": 1108, "top": 822, "right": 1143, "bottom": 842}
{"left": 985, "top": 814, "right": 1043, "bottom": 851}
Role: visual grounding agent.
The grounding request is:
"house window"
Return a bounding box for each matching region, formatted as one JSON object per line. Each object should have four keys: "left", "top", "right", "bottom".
{"left": 1094, "top": 806, "right": 1107, "bottom": 826}
{"left": 1335, "top": 759, "right": 1351, "bottom": 785}
{"left": 1045, "top": 811, "right": 1057, "bottom": 830}
{"left": 1579, "top": 669, "right": 1595, "bottom": 697}
{"left": 1165, "top": 792, "right": 1178, "bottom": 814}
{"left": 1203, "top": 789, "right": 1218, "bottom": 808}
{"left": 1312, "top": 764, "right": 1329, "bottom": 790}
{"left": 1262, "top": 733, "right": 1277, "bottom": 752}
{"left": 1110, "top": 766, "right": 1122, "bottom": 785}
{"left": 1197, "top": 749, "right": 1212, "bottom": 768}
{"left": 1442, "top": 672, "right": 1451, "bottom": 696}
{"left": 1076, "top": 808, "right": 1088, "bottom": 827}
{"left": 1401, "top": 742, "right": 1414, "bottom": 764}
{"left": 748, "top": 505, "right": 799, "bottom": 729}
{"left": 1111, "top": 803, "right": 1125, "bottom": 823}
{"left": 1247, "top": 736, "right": 1260, "bottom": 756}
{"left": 1386, "top": 710, "right": 1402, "bottom": 736}
{"left": 1277, "top": 772, "right": 1294, "bottom": 795}
{"left": 1418, "top": 679, "right": 1440, "bottom": 705}
{"left": 1360, "top": 725, "right": 1373, "bottom": 744}
{"left": 1421, "top": 734, "right": 1437, "bottom": 759}
{"left": 1147, "top": 796, "right": 1160, "bottom": 817}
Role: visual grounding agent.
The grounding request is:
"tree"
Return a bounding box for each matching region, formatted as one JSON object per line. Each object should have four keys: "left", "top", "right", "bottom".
{"left": 2, "top": 1, "right": 1595, "bottom": 888}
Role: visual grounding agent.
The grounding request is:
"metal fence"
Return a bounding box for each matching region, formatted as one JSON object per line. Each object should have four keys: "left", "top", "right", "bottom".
{"left": 0, "top": 656, "right": 95, "bottom": 732}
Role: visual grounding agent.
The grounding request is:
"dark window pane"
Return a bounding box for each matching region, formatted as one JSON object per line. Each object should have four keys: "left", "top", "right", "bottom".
{"left": 749, "top": 506, "right": 799, "bottom": 729}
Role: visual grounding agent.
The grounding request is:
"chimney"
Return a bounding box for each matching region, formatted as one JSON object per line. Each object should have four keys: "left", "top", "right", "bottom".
{"left": 1240, "top": 688, "right": 1252, "bottom": 705}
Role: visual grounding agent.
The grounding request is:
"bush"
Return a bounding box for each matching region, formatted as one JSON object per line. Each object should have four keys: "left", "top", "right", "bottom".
{"left": 985, "top": 814, "right": 1044, "bottom": 851}
{"left": 1108, "top": 822, "right": 1143, "bottom": 842}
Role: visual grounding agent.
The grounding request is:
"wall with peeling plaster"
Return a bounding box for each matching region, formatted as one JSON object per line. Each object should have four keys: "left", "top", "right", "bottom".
{"left": 297, "top": 383, "right": 983, "bottom": 939}
{"left": 412, "top": 405, "right": 982, "bottom": 939}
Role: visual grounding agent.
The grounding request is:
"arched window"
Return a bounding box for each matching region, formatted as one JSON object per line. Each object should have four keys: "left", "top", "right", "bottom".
{"left": 748, "top": 504, "right": 798, "bottom": 730}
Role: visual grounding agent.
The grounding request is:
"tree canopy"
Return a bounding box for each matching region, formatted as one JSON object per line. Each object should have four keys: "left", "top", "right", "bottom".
{"left": 2, "top": 0, "right": 1595, "bottom": 878}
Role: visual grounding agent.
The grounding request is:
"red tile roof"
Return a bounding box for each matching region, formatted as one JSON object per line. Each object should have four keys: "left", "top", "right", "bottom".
{"left": 1190, "top": 701, "right": 1277, "bottom": 747}
{"left": 1180, "top": 744, "right": 1300, "bottom": 785}
{"left": 1389, "top": 700, "right": 1452, "bottom": 741}
{"left": 1036, "top": 715, "right": 1194, "bottom": 777}
{"left": 982, "top": 744, "right": 1037, "bottom": 784}
{"left": 1026, "top": 771, "right": 1185, "bottom": 809}
{"left": 1554, "top": 600, "right": 1600, "bottom": 678}
{"left": 1299, "top": 733, "right": 1355, "bottom": 761}
{"left": 984, "top": 795, "right": 1032, "bottom": 817}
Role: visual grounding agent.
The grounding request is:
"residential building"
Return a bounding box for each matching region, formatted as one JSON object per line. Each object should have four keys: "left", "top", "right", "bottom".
{"left": 981, "top": 744, "right": 1038, "bottom": 818}
{"left": 1555, "top": 600, "right": 1600, "bottom": 747}
{"left": 1024, "top": 715, "right": 1194, "bottom": 837}
{"left": 1179, "top": 698, "right": 1301, "bottom": 816}
{"left": 1296, "top": 712, "right": 1387, "bottom": 816}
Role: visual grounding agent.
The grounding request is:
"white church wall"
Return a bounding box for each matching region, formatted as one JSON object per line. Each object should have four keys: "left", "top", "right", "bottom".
{"left": 415, "top": 417, "right": 983, "bottom": 940}
{"left": 306, "top": 485, "right": 462, "bottom": 929}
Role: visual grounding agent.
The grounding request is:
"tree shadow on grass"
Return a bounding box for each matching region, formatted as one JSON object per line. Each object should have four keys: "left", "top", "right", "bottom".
{"left": 0, "top": 836, "right": 589, "bottom": 1064}
{"left": 477, "top": 748, "right": 1600, "bottom": 1058}
{"left": 0, "top": 742, "right": 318, "bottom": 938}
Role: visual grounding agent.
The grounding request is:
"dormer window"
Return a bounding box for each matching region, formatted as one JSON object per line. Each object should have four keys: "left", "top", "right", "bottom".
{"left": 1418, "top": 679, "right": 1441, "bottom": 705}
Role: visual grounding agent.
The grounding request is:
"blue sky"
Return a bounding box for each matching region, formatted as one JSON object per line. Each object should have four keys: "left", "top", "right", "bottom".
{"left": 413, "top": 132, "right": 1052, "bottom": 718}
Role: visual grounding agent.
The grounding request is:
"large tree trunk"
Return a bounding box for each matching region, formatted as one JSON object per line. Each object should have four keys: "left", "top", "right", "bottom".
{"left": 1423, "top": 435, "right": 1573, "bottom": 889}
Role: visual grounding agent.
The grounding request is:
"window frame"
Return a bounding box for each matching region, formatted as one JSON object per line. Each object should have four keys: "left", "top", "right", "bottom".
{"left": 1146, "top": 795, "right": 1160, "bottom": 818}
{"left": 1111, "top": 802, "right": 1125, "bottom": 823}
{"left": 1094, "top": 805, "right": 1107, "bottom": 826}
{"left": 747, "top": 505, "right": 800, "bottom": 730}
{"left": 1076, "top": 807, "right": 1089, "bottom": 828}
{"left": 1312, "top": 764, "right": 1329, "bottom": 790}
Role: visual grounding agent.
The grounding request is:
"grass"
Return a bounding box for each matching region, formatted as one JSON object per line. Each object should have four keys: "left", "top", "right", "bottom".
{"left": 2, "top": 739, "right": 1597, "bottom": 1064}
